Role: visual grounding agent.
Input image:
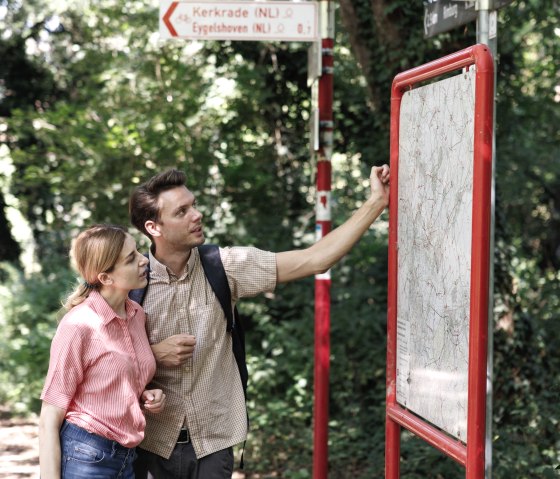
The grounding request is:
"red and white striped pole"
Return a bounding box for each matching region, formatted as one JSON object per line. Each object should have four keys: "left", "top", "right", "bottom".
{"left": 313, "top": 1, "right": 334, "bottom": 477}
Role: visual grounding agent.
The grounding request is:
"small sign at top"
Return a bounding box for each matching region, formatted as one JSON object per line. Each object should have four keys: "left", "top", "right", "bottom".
{"left": 423, "top": 0, "right": 514, "bottom": 38}
{"left": 160, "top": 0, "right": 320, "bottom": 42}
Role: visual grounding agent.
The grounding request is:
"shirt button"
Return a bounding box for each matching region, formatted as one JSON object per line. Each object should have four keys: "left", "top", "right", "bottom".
{"left": 184, "top": 365, "right": 191, "bottom": 372}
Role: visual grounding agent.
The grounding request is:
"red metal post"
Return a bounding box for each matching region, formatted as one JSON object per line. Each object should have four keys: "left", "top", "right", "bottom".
{"left": 312, "top": 1, "right": 334, "bottom": 477}
{"left": 313, "top": 259, "right": 331, "bottom": 479}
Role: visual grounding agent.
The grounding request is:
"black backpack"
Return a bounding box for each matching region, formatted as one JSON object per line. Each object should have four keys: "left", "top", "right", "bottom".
{"left": 128, "top": 244, "right": 248, "bottom": 397}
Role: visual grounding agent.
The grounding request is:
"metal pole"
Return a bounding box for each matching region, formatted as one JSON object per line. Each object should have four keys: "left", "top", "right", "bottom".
{"left": 476, "top": 1, "right": 497, "bottom": 478}
{"left": 313, "top": 1, "right": 334, "bottom": 478}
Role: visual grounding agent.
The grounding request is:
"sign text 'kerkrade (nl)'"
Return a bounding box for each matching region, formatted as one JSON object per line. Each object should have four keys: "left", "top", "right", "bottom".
{"left": 160, "top": 0, "right": 319, "bottom": 42}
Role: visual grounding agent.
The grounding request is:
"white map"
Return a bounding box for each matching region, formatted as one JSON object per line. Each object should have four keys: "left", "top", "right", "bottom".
{"left": 396, "top": 68, "right": 476, "bottom": 442}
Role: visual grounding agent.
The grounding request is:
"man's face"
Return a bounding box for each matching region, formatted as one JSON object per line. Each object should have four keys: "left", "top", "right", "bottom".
{"left": 154, "top": 186, "right": 205, "bottom": 250}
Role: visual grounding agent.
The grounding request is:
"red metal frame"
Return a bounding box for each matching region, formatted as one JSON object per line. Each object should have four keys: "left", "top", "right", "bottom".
{"left": 385, "top": 44, "right": 494, "bottom": 479}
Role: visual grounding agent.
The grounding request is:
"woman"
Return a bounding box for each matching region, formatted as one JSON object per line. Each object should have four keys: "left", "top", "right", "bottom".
{"left": 39, "top": 224, "right": 165, "bottom": 479}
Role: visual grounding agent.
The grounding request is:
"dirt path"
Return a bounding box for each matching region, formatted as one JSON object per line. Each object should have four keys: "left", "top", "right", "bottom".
{"left": 0, "top": 410, "right": 39, "bottom": 479}
{"left": 0, "top": 409, "right": 245, "bottom": 478}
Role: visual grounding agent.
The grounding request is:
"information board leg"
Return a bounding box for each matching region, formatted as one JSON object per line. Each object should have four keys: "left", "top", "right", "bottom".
{"left": 385, "top": 417, "right": 400, "bottom": 479}
{"left": 477, "top": 5, "right": 497, "bottom": 478}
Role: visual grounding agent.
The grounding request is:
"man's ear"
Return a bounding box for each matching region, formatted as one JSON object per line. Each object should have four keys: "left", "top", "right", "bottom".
{"left": 145, "top": 220, "right": 161, "bottom": 238}
{"left": 97, "top": 272, "right": 113, "bottom": 286}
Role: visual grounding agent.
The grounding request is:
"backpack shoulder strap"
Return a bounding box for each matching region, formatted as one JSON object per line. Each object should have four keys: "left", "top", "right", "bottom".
{"left": 198, "top": 244, "right": 234, "bottom": 332}
{"left": 129, "top": 253, "right": 150, "bottom": 305}
{"left": 198, "top": 245, "right": 248, "bottom": 401}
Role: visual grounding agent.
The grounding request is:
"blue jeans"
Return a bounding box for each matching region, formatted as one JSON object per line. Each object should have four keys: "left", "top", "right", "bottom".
{"left": 60, "top": 421, "right": 136, "bottom": 479}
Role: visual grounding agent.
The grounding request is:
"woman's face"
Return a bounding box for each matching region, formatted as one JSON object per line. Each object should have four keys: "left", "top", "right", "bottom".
{"left": 105, "top": 234, "right": 149, "bottom": 292}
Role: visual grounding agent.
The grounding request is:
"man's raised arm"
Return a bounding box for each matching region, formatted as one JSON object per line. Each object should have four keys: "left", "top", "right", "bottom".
{"left": 276, "top": 164, "right": 390, "bottom": 284}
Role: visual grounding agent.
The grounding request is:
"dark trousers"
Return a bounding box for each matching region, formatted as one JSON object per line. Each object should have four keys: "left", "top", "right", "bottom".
{"left": 133, "top": 443, "right": 234, "bottom": 479}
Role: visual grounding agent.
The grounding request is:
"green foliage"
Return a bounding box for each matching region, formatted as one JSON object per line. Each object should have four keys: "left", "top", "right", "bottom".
{"left": 497, "top": 0, "right": 560, "bottom": 271}
{"left": 242, "top": 234, "right": 391, "bottom": 478}
{"left": 245, "top": 282, "right": 315, "bottom": 475}
{"left": 490, "top": 230, "right": 560, "bottom": 476}
{"left": 0, "top": 262, "right": 74, "bottom": 413}
{"left": 326, "top": 238, "right": 389, "bottom": 477}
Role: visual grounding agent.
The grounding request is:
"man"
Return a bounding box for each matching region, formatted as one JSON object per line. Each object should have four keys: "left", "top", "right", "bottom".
{"left": 130, "top": 165, "right": 390, "bottom": 478}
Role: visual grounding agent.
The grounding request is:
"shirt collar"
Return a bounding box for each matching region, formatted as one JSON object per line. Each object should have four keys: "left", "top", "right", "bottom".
{"left": 148, "top": 248, "right": 196, "bottom": 282}
{"left": 86, "top": 290, "right": 139, "bottom": 325}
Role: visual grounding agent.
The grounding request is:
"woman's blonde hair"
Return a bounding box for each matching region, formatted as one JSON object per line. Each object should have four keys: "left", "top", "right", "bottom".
{"left": 63, "top": 224, "right": 128, "bottom": 310}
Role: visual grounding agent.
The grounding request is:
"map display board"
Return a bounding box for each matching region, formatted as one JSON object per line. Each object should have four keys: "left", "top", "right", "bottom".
{"left": 395, "top": 68, "right": 476, "bottom": 441}
{"left": 385, "top": 45, "right": 494, "bottom": 479}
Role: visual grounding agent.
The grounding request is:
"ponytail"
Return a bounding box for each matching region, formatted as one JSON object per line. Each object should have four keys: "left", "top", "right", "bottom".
{"left": 62, "top": 282, "right": 99, "bottom": 311}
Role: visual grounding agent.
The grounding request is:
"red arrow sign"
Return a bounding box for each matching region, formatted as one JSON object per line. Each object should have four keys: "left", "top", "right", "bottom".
{"left": 163, "top": 1, "right": 178, "bottom": 36}
{"left": 159, "top": 0, "right": 319, "bottom": 41}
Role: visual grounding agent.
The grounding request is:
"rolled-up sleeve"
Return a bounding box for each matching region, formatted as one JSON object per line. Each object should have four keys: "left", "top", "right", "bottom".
{"left": 220, "top": 247, "right": 277, "bottom": 300}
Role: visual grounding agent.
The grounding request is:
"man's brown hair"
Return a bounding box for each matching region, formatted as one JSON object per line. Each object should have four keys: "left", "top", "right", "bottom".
{"left": 129, "top": 169, "right": 187, "bottom": 239}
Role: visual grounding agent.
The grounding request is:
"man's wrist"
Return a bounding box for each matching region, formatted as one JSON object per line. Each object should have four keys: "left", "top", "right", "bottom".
{"left": 151, "top": 343, "right": 164, "bottom": 361}
{"left": 364, "top": 194, "right": 388, "bottom": 212}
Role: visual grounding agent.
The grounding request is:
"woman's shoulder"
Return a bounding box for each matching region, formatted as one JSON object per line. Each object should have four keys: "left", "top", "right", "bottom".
{"left": 59, "top": 299, "right": 103, "bottom": 330}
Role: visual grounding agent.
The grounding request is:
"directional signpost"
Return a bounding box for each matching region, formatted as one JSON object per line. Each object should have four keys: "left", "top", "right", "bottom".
{"left": 160, "top": 0, "right": 319, "bottom": 41}
{"left": 423, "top": 0, "right": 514, "bottom": 38}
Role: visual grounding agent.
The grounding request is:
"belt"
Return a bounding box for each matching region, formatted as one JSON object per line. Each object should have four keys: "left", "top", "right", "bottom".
{"left": 177, "top": 428, "right": 190, "bottom": 444}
